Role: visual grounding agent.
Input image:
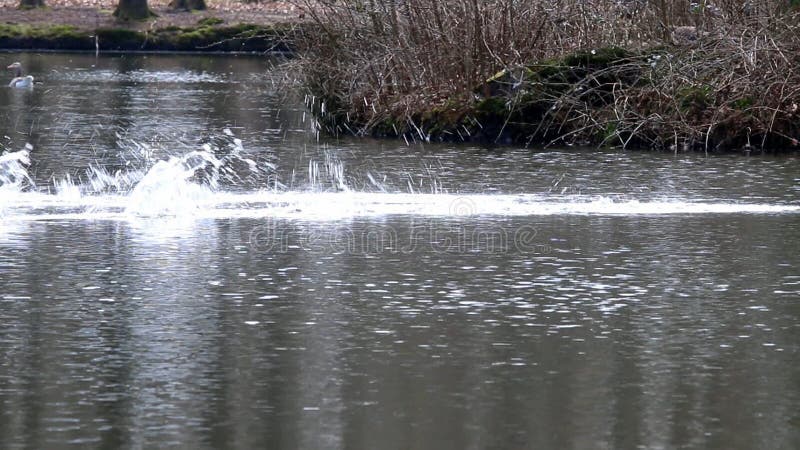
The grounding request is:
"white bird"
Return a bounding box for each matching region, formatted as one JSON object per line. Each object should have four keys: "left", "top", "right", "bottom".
{"left": 7, "top": 62, "right": 34, "bottom": 89}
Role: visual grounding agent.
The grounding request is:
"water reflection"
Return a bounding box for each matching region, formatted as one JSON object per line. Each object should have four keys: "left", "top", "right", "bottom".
{"left": 0, "top": 53, "right": 297, "bottom": 181}
{"left": 2, "top": 214, "right": 798, "bottom": 448}
{"left": 1, "top": 53, "right": 799, "bottom": 449}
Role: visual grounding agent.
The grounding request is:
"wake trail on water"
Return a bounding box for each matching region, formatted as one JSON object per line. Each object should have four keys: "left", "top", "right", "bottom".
{"left": 1, "top": 139, "right": 799, "bottom": 223}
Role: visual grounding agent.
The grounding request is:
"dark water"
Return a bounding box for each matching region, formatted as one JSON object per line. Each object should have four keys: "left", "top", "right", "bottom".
{"left": 1, "top": 53, "right": 799, "bottom": 449}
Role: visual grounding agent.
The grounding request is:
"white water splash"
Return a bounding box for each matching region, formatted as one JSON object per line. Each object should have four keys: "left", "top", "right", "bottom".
{"left": 1, "top": 144, "right": 798, "bottom": 223}
{"left": 125, "top": 150, "right": 222, "bottom": 216}
{"left": 85, "top": 165, "right": 144, "bottom": 194}
{"left": 3, "top": 190, "right": 798, "bottom": 223}
{"left": 307, "top": 151, "right": 350, "bottom": 191}
{"left": 194, "top": 192, "right": 800, "bottom": 220}
{"left": 1, "top": 147, "right": 34, "bottom": 219}
{"left": 0, "top": 147, "right": 33, "bottom": 191}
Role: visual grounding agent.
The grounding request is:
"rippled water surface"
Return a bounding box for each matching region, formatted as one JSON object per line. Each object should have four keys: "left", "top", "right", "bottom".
{"left": 1, "top": 53, "right": 799, "bottom": 449}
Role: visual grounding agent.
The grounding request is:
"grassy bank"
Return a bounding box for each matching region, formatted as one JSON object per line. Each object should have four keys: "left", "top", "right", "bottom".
{"left": 296, "top": 0, "right": 800, "bottom": 152}
{"left": 0, "top": 20, "right": 295, "bottom": 52}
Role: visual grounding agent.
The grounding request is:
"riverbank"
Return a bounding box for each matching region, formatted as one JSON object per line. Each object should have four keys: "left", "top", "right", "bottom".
{"left": 0, "top": 0, "right": 299, "bottom": 52}
{"left": 310, "top": 45, "right": 800, "bottom": 152}
{"left": 3, "top": 1, "right": 799, "bottom": 152}
{"left": 299, "top": 1, "right": 800, "bottom": 153}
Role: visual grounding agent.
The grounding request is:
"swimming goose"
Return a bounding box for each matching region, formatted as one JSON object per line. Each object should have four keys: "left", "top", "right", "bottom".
{"left": 7, "top": 62, "right": 34, "bottom": 89}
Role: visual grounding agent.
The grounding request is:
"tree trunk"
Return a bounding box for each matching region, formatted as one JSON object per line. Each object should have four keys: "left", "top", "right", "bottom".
{"left": 169, "top": 0, "right": 206, "bottom": 11}
{"left": 113, "top": 0, "right": 156, "bottom": 21}
{"left": 18, "top": 0, "right": 45, "bottom": 9}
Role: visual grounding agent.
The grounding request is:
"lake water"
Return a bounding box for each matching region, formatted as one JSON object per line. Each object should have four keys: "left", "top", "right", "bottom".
{"left": 1, "top": 53, "right": 799, "bottom": 449}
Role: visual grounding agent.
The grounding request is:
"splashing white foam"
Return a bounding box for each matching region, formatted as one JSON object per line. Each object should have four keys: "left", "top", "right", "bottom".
{"left": 1, "top": 147, "right": 34, "bottom": 219}
{"left": 125, "top": 150, "right": 222, "bottom": 216}
{"left": 307, "top": 150, "right": 351, "bottom": 192}
{"left": 0, "top": 148, "right": 33, "bottom": 191}
{"left": 1, "top": 145, "right": 798, "bottom": 223}
{"left": 197, "top": 192, "right": 800, "bottom": 220}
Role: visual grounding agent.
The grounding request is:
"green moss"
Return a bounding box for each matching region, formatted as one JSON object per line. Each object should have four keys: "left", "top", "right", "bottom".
{"left": 197, "top": 17, "right": 224, "bottom": 26}
{"left": 0, "top": 22, "right": 292, "bottom": 52}
{"left": 603, "top": 122, "right": 618, "bottom": 141}
{"left": 0, "top": 23, "right": 93, "bottom": 50}
{"left": 525, "top": 48, "right": 637, "bottom": 84}
{"left": 415, "top": 100, "right": 470, "bottom": 138}
{"left": 562, "top": 46, "right": 632, "bottom": 68}
{"left": 677, "top": 85, "right": 713, "bottom": 112}
{"left": 174, "top": 28, "right": 213, "bottom": 49}
{"left": 731, "top": 97, "right": 754, "bottom": 110}
{"left": 175, "top": 25, "right": 240, "bottom": 50}
{"left": 163, "top": 23, "right": 287, "bottom": 51}
{"left": 34, "top": 24, "right": 74, "bottom": 37}
{"left": 0, "top": 23, "right": 81, "bottom": 39}
{"left": 513, "top": 47, "right": 636, "bottom": 92}
{"left": 475, "top": 97, "right": 508, "bottom": 117}
{"left": 529, "top": 59, "right": 567, "bottom": 81}
{"left": 222, "top": 23, "right": 264, "bottom": 38}
{"left": 0, "top": 23, "right": 23, "bottom": 36}
{"left": 456, "top": 47, "right": 647, "bottom": 145}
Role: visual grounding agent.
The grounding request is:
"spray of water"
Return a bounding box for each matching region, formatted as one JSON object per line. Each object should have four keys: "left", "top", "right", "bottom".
{"left": 1, "top": 146, "right": 35, "bottom": 219}
{"left": 306, "top": 150, "right": 350, "bottom": 191}
{"left": 1, "top": 135, "right": 798, "bottom": 222}
{"left": 125, "top": 150, "right": 222, "bottom": 216}
{"left": 0, "top": 146, "right": 34, "bottom": 191}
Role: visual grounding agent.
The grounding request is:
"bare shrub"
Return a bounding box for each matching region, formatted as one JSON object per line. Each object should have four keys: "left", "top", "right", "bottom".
{"left": 293, "top": 0, "right": 800, "bottom": 150}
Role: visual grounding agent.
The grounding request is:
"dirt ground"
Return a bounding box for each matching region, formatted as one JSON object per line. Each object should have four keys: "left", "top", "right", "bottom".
{"left": 0, "top": 0, "right": 301, "bottom": 30}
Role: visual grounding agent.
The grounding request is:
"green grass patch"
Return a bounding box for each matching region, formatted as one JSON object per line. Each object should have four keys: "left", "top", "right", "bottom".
{"left": 0, "top": 23, "right": 93, "bottom": 50}
{"left": 0, "top": 22, "right": 294, "bottom": 53}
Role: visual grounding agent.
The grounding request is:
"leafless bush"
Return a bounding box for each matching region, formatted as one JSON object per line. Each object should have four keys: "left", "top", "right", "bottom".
{"left": 600, "top": 9, "right": 800, "bottom": 150}
{"left": 292, "top": 0, "right": 799, "bottom": 149}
